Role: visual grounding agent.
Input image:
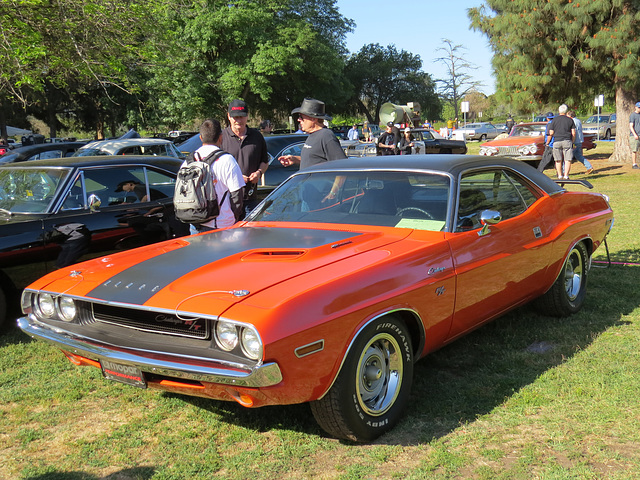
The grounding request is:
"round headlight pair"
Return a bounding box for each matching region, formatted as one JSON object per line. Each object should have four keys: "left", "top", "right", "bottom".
{"left": 518, "top": 144, "right": 538, "bottom": 155}
{"left": 215, "top": 321, "right": 263, "bottom": 360}
{"left": 36, "top": 293, "right": 76, "bottom": 322}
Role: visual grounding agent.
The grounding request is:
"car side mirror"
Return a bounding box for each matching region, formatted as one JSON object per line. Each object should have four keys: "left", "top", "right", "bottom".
{"left": 478, "top": 209, "right": 501, "bottom": 237}
{"left": 88, "top": 194, "right": 101, "bottom": 212}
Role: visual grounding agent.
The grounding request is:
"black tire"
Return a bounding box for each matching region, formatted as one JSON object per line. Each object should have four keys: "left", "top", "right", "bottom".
{"left": 479, "top": 134, "right": 487, "bottom": 141}
{"left": 534, "top": 242, "right": 589, "bottom": 317}
{"left": 604, "top": 129, "right": 611, "bottom": 140}
{"left": 310, "top": 316, "right": 413, "bottom": 442}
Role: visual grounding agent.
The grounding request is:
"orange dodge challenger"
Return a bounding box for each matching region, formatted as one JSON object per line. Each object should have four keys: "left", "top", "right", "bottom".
{"left": 18, "top": 155, "right": 614, "bottom": 442}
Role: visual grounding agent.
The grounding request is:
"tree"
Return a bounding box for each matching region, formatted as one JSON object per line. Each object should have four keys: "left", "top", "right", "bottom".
{"left": 344, "top": 44, "right": 440, "bottom": 124}
{"left": 469, "top": 1, "right": 640, "bottom": 163}
{"left": 0, "top": 0, "right": 166, "bottom": 138}
{"left": 434, "top": 39, "right": 484, "bottom": 125}
{"left": 155, "top": 0, "right": 354, "bottom": 124}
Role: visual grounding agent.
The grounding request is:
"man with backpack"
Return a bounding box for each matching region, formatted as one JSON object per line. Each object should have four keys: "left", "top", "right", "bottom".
{"left": 175, "top": 119, "right": 245, "bottom": 234}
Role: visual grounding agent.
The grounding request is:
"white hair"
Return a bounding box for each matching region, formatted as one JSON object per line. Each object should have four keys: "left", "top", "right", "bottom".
{"left": 558, "top": 104, "right": 568, "bottom": 114}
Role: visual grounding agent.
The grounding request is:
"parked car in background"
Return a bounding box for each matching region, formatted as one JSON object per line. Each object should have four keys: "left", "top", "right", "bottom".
{"left": 479, "top": 122, "right": 597, "bottom": 168}
{"left": 0, "top": 142, "right": 88, "bottom": 165}
{"left": 494, "top": 123, "right": 509, "bottom": 135}
{"left": 0, "top": 156, "right": 189, "bottom": 330}
{"left": 410, "top": 129, "right": 468, "bottom": 154}
{"left": 178, "top": 133, "right": 309, "bottom": 189}
{"left": 73, "top": 138, "right": 185, "bottom": 159}
{"left": 341, "top": 129, "right": 467, "bottom": 157}
{"left": 18, "top": 155, "right": 613, "bottom": 441}
{"left": 583, "top": 113, "right": 616, "bottom": 140}
{"left": 456, "top": 122, "right": 501, "bottom": 141}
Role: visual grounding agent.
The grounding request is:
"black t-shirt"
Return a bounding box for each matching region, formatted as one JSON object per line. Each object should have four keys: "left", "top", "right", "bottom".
{"left": 300, "top": 127, "right": 346, "bottom": 170}
{"left": 549, "top": 115, "right": 575, "bottom": 142}
{"left": 222, "top": 126, "right": 266, "bottom": 163}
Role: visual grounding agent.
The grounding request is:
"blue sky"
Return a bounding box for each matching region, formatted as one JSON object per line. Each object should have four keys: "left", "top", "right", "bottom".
{"left": 335, "top": 0, "right": 495, "bottom": 95}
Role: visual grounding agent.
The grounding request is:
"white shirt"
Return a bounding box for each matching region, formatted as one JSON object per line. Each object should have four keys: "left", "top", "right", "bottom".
{"left": 187, "top": 144, "right": 245, "bottom": 229}
{"left": 347, "top": 127, "right": 359, "bottom": 141}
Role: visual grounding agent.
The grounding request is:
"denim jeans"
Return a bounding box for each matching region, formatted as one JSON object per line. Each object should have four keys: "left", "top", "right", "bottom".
{"left": 573, "top": 142, "right": 592, "bottom": 170}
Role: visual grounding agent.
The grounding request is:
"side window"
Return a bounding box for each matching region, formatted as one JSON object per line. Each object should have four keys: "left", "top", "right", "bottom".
{"left": 36, "top": 150, "right": 64, "bottom": 160}
{"left": 61, "top": 177, "right": 85, "bottom": 211}
{"left": 142, "top": 144, "right": 165, "bottom": 156}
{"left": 120, "top": 146, "right": 142, "bottom": 155}
{"left": 456, "top": 170, "right": 537, "bottom": 231}
{"left": 82, "top": 167, "right": 148, "bottom": 205}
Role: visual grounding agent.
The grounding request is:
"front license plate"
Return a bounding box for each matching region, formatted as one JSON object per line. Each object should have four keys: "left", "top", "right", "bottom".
{"left": 101, "top": 359, "right": 147, "bottom": 389}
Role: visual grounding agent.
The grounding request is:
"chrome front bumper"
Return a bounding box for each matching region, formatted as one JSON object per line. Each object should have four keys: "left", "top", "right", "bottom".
{"left": 18, "top": 316, "right": 283, "bottom": 388}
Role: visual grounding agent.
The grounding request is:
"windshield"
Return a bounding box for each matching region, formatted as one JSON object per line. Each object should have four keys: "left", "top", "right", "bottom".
{"left": 585, "top": 115, "right": 610, "bottom": 124}
{"left": 248, "top": 170, "right": 450, "bottom": 231}
{"left": 511, "top": 124, "right": 546, "bottom": 137}
{"left": 0, "top": 167, "right": 71, "bottom": 213}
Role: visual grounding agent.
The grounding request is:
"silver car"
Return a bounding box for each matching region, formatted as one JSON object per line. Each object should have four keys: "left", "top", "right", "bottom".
{"left": 456, "top": 122, "right": 501, "bottom": 141}
{"left": 583, "top": 113, "right": 616, "bottom": 140}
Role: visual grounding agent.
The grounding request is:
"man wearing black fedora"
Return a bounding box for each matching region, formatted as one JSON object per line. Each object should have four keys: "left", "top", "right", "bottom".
{"left": 279, "top": 98, "right": 346, "bottom": 170}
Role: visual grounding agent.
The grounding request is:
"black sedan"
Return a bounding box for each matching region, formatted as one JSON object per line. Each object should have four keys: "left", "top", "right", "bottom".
{"left": 0, "top": 142, "right": 88, "bottom": 164}
{"left": 410, "top": 129, "right": 467, "bottom": 154}
{"left": 0, "top": 156, "right": 189, "bottom": 329}
{"left": 178, "top": 133, "right": 308, "bottom": 189}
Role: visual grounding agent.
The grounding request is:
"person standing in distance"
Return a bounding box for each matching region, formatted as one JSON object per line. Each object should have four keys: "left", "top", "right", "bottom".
{"left": 279, "top": 98, "right": 346, "bottom": 169}
{"left": 188, "top": 118, "right": 245, "bottom": 234}
{"left": 567, "top": 110, "right": 594, "bottom": 174}
{"left": 222, "top": 99, "right": 269, "bottom": 217}
{"left": 629, "top": 102, "right": 640, "bottom": 169}
{"left": 547, "top": 104, "right": 576, "bottom": 179}
{"left": 347, "top": 124, "right": 359, "bottom": 141}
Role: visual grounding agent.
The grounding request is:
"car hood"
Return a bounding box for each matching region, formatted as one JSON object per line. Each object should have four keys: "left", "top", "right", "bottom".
{"left": 33, "top": 225, "right": 412, "bottom": 316}
{"left": 482, "top": 136, "right": 542, "bottom": 147}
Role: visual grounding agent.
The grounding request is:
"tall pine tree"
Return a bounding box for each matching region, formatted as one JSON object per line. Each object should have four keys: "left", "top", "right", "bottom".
{"left": 469, "top": 1, "right": 640, "bottom": 163}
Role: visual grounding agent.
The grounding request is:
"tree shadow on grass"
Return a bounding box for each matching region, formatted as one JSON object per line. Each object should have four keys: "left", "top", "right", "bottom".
{"left": 170, "top": 264, "right": 640, "bottom": 446}
{"left": 25, "top": 466, "right": 156, "bottom": 480}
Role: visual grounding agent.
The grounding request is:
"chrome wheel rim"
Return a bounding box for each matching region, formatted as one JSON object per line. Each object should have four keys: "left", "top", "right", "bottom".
{"left": 356, "top": 333, "right": 403, "bottom": 416}
{"left": 564, "top": 247, "right": 584, "bottom": 301}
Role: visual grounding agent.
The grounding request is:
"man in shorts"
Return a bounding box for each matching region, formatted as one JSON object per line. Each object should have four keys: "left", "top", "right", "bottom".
{"left": 547, "top": 104, "right": 575, "bottom": 179}
{"left": 629, "top": 102, "right": 640, "bottom": 169}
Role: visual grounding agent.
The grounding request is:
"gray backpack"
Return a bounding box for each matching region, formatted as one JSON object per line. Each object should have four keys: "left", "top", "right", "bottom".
{"left": 174, "top": 150, "right": 228, "bottom": 224}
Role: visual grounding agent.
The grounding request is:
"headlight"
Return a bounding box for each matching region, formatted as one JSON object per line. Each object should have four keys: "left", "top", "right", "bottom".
{"left": 38, "top": 293, "right": 56, "bottom": 318}
{"left": 241, "top": 327, "right": 263, "bottom": 360}
{"left": 216, "top": 321, "right": 238, "bottom": 351}
{"left": 58, "top": 297, "right": 77, "bottom": 322}
{"left": 518, "top": 144, "right": 538, "bottom": 155}
{"left": 479, "top": 146, "right": 497, "bottom": 156}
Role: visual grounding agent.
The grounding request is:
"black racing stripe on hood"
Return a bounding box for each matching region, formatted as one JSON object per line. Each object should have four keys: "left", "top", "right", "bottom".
{"left": 86, "top": 227, "right": 360, "bottom": 305}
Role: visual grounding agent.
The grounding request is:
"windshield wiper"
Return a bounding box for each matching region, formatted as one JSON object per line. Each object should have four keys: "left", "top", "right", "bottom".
{"left": 0, "top": 208, "right": 14, "bottom": 217}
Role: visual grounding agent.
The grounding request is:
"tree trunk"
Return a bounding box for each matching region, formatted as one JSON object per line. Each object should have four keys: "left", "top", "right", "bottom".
{"left": 610, "top": 82, "right": 634, "bottom": 163}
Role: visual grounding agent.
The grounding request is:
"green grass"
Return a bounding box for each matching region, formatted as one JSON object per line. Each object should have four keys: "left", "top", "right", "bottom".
{"left": 2, "top": 142, "right": 639, "bottom": 479}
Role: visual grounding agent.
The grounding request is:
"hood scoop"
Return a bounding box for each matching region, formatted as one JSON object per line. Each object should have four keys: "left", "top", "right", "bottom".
{"left": 242, "top": 250, "right": 306, "bottom": 260}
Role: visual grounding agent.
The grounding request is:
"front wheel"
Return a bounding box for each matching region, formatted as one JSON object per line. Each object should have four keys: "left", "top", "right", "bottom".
{"left": 534, "top": 242, "right": 589, "bottom": 317}
{"left": 604, "top": 129, "right": 611, "bottom": 140}
{"left": 310, "top": 316, "right": 414, "bottom": 442}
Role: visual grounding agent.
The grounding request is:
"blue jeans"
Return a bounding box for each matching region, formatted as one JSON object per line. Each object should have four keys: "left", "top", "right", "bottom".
{"left": 573, "top": 142, "right": 592, "bottom": 170}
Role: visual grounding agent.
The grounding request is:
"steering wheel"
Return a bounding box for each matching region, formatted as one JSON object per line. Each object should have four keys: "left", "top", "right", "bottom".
{"left": 396, "top": 207, "right": 434, "bottom": 220}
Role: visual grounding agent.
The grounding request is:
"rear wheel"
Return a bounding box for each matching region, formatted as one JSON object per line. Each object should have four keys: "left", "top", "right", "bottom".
{"left": 535, "top": 242, "right": 589, "bottom": 317}
{"left": 310, "top": 316, "right": 413, "bottom": 442}
{"left": 479, "top": 134, "right": 487, "bottom": 141}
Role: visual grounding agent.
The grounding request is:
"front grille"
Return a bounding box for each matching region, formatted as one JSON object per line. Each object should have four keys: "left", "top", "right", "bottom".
{"left": 91, "top": 303, "right": 210, "bottom": 339}
{"left": 496, "top": 146, "right": 521, "bottom": 156}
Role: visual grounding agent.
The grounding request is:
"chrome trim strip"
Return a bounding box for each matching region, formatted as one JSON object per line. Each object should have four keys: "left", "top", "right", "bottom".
{"left": 17, "top": 316, "right": 282, "bottom": 388}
